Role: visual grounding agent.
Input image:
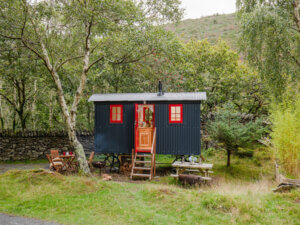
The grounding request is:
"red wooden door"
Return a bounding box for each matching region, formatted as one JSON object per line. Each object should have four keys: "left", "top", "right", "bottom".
{"left": 135, "top": 104, "right": 155, "bottom": 153}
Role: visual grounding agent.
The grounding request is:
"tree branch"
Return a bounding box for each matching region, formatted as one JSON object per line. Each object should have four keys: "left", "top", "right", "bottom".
{"left": 0, "top": 92, "right": 16, "bottom": 109}
{"left": 87, "top": 56, "right": 104, "bottom": 71}
{"left": 0, "top": 33, "right": 21, "bottom": 40}
{"left": 56, "top": 55, "right": 84, "bottom": 71}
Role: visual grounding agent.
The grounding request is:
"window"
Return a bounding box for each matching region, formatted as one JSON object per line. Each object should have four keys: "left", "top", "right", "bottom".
{"left": 110, "top": 105, "right": 123, "bottom": 123}
{"left": 143, "top": 107, "right": 149, "bottom": 122}
{"left": 169, "top": 104, "right": 183, "bottom": 123}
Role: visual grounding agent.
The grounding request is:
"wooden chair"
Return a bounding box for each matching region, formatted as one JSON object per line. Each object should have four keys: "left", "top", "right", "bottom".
{"left": 46, "top": 154, "right": 63, "bottom": 172}
{"left": 88, "top": 151, "right": 95, "bottom": 168}
{"left": 51, "top": 149, "right": 60, "bottom": 158}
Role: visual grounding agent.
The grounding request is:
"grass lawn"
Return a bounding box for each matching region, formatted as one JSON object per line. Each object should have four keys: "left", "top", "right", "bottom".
{"left": 0, "top": 150, "right": 299, "bottom": 225}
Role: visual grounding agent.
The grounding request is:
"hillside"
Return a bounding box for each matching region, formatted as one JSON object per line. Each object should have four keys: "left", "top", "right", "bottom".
{"left": 165, "top": 13, "right": 239, "bottom": 49}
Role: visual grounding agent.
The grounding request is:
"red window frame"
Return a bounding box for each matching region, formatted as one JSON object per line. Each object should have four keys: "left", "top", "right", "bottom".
{"left": 110, "top": 104, "right": 123, "bottom": 123}
{"left": 169, "top": 104, "right": 183, "bottom": 124}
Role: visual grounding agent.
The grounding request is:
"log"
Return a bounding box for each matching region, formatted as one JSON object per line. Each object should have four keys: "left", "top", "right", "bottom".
{"left": 274, "top": 161, "right": 300, "bottom": 192}
{"left": 178, "top": 174, "right": 211, "bottom": 185}
{"left": 273, "top": 183, "right": 300, "bottom": 193}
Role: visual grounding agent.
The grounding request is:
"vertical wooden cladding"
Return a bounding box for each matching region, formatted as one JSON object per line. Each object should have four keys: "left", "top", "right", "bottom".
{"left": 95, "top": 102, "right": 134, "bottom": 154}
{"left": 154, "top": 102, "right": 201, "bottom": 155}
{"left": 94, "top": 102, "right": 201, "bottom": 155}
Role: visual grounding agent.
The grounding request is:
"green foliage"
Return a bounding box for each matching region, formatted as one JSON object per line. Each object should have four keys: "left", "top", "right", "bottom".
{"left": 207, "top": 104, "right": 267, "bottom": 166}
{"left": 270, "top": 84, "right": 300, "bottom": 177}
{"left": 0, "top": 0, "right": 183, "bottom": 131}
{"left": 237, "top": 0, "right": 300, "bottom": 97}
{"left": 182, "top": 40, "right": 268, "bottom": 119}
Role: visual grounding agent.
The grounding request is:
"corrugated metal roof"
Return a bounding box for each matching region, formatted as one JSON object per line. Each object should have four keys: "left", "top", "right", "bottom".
{"left": 89, "top": 92, "right": 206, "bottom": 102}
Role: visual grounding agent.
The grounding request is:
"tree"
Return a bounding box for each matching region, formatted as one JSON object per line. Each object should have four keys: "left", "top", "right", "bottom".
{"left": 207, "top": 104, "right": 267, "bottom": 167}
{"left": 0, "top": 42, "right": 41, "bottom": 131}
{"left": 0, "top": 0, "right": 182, "bottom": 174}
{"left": 182, "top": 40, "right": 268, "bottom": 120}
{"left": 237, "top": 0, "right": 300, "bottom": 97}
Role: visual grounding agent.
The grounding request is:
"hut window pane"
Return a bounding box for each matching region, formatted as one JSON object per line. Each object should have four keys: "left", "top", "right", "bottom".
{"left": 110, "top": 105, "right": 123, "bottom": 123}
{"left": 169, "top": 104, "right": 183, "bottom": 123}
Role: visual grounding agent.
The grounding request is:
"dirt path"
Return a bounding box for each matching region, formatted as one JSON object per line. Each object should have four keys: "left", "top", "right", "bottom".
{"left": 0, "top": 213, "right": 61, "bottom": 225}
{"left": 0, "top": 163, "right": 49, "bottom": 174}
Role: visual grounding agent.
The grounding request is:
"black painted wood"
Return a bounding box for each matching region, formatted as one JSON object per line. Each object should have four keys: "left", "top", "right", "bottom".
{"left": 94, "top": 101, "right": 201, "bottom": 155}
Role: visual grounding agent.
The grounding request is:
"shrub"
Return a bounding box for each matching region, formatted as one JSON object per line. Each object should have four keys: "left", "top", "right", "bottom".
{"left": 271, "top": 85, "right": 300, "bottom": 177}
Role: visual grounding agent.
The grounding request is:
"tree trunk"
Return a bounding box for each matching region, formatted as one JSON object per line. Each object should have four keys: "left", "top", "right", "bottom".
{"left": 13, "top": 86, "right": 17, "bottom": 132}
{"left": 32, "top": 80, "right": 37, "bottom": 130}
{"left": 40, "top": 42, "right": 90, "bottom": 175}
{"left": 20, "top": 16, "right": 91, "bottom": 175}
{"left": 293, "top": 0, "right": 300, "bottom": 33}
{"left": 227, "top": 149, "right": 231, "bottom": 167}
{"left": 67, "top": 125, "right": 90, "bottom": 175}
{"left": 18, "top": 111, "right": 26, "bottom": 131}
{"left": 0, "top": 80, "right": 3, "bottom": 130}
{"left": 49, "top": 68, "right": 90, "bottom": 175}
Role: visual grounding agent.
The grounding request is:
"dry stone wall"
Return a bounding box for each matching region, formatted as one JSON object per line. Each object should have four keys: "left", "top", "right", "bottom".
{"left": 0, "top": 130, "right": 94, "bottom": 161}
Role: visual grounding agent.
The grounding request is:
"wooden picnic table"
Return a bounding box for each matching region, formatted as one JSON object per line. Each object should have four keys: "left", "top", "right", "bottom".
{"left": 59, "top": 155, "right": 77, "bottom": 172}
{"left": 171, "top": 161, "right": 213, "bottom": 180}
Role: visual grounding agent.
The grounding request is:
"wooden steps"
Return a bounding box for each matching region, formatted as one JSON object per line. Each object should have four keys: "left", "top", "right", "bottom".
{"left": 134, "top": 167, "right": 151, "bottom": 170}
{"left": 130, "top": 153, "right": 155, "bottom": 180}
{"left": 135, "top": 161, "right": 151, "bottom": 163}
{"left": 131, "top": 128, "right": 156, "bottom": 180}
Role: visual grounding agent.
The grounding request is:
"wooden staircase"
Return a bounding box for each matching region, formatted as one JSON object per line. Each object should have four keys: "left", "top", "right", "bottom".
{"left": 131, "top": 128, "right": 156, "bottom": 180}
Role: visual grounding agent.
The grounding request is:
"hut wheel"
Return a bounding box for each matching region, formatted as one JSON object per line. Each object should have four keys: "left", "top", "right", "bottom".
{"left": 104, "top": 153, "right": 120, "bottom": 173}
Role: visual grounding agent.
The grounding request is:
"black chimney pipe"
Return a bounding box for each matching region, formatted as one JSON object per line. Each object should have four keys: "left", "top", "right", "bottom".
{"left": 158, "top": 80, "right": 163, "bottom": 96}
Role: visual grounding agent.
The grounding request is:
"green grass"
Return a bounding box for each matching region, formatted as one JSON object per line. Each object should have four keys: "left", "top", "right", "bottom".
{"left": 165, "top": 13, "right": 239, "bottom": 49}
{"left": 0, "top": 165, "right": 299, "bottom": 225}
{"left": 202, "top": 148, "right": 275, "bottom": 182}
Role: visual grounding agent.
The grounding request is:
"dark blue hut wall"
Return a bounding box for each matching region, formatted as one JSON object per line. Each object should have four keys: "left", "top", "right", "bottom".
{"left": 94, "top": 101, "right": 201, "bottom": 155}
{"left": 94, "top": 102, "right": 134, "bottom": 154}
{"left": 153, "top": 102, "right": 201, "bottom": 155}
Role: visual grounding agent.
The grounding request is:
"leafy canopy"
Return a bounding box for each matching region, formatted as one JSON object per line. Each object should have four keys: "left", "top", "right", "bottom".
{"left": 237, "top": 0, "right": 300, "bottom": 97}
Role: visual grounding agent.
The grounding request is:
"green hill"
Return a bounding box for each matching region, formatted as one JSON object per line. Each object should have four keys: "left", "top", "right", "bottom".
{"left": 165, "top": 13, "right": 239, "bottom": 49}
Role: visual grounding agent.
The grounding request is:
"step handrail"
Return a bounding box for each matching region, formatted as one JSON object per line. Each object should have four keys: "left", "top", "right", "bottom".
{"left": 151, "top": 128, "right": 156, "bottom": 154}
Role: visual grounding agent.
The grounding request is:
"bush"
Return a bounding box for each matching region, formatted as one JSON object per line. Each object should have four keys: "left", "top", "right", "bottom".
{"left": 271, "top": 86, "right": 300, "bottom": 177}
{"left": 207, "top": 104, "right": 267, "bottom": 167}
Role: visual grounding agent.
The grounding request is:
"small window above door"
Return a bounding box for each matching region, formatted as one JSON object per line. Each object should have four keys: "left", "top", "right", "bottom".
{"left": 110, "top": 105, "right": 123, "bottom": 123}
{"left": 169, "top": 104, "right": 183, "bottom": 123}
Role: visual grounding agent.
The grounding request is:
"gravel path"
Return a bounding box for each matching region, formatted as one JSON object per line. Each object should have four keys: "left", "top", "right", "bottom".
{"left": 0, "top": 163, "right": 49, "bottom": 174}
{"left": 0, "top": 213, "right": 61, "bottom": 225}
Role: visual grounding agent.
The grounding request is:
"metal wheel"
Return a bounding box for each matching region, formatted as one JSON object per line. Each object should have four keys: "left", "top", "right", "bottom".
{"left": 104, "top": 153, "right": 120, "bottom": 173}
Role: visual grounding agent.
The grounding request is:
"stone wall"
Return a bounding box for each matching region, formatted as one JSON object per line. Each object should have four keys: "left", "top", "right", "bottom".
{"left": 0, "top": 130, "right": 94, "bottom": 161}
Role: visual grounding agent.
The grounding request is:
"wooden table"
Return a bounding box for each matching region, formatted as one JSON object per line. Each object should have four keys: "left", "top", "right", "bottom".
{"left": 171, "top": 161, "right": 213, "bottom": 180}
{"left": 59, "top": 155, "right": 76, "bottom": 172}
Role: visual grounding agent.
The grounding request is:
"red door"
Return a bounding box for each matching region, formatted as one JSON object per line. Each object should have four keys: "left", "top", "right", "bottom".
{"left": 135, "top": 104, "right": 155, "bottom": 153}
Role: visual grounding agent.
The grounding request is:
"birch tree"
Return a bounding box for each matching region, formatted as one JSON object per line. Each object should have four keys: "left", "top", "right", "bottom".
{"left": 0, "top": 0, "right": 182, "bottom": 174}
{"left": 237, "top": 0, "right": 300, "bottom": 97}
